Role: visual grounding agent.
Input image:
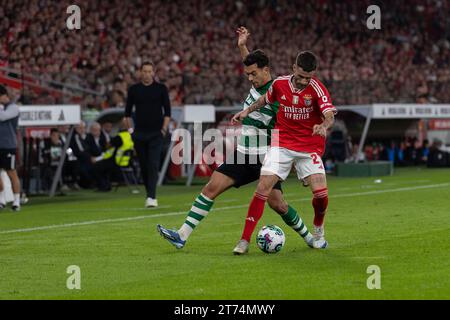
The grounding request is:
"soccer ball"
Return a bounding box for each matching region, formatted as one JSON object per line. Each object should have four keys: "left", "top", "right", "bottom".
{"left": 256, "top": 225, "right": 285, "bottom": 253}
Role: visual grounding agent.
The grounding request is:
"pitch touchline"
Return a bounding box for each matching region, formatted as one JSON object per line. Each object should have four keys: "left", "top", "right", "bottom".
{"left": 0, "top": 183, "right": 449, "bottom": 235}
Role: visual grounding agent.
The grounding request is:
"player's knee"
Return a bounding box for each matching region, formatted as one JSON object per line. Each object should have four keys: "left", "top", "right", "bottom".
{"left": 256, "top": 176, "right": 275, "bottom": 195}
{"left": 256, "top": 183, "right": 270, "bottom": 196}
{"left": 202, "top": 183, "right": 218, "bottom": 200}
{"left": 310, "top": 174, "right": 327, "bottom": 191}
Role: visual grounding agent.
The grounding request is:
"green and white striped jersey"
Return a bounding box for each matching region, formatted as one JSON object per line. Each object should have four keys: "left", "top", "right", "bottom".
{"left": 237, "top": 80, "right": 279, "bottom": 155}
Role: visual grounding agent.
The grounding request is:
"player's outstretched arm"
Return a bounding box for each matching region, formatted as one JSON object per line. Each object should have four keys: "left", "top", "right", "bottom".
{"left": 236, "top": 26, "right": 250, "bottom": 60}
{"left": 312, "top": 111, "right": 335, "bottom": 137}
{"left": 231, "top": 95, "right": 266, "bottom": 124}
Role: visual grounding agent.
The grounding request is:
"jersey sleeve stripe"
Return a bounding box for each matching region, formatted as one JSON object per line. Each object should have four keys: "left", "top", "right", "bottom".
{"left": 322, "top": 107, "right": 337, "bottom": 115}
{"left": 311, "top": 79, "right": 325, "bottom": 96}
{"left": 311, "top": 83, "right": 323, "bottom": 97}
{"left": 310, "top": 80, "right": 325, "bottom": 97}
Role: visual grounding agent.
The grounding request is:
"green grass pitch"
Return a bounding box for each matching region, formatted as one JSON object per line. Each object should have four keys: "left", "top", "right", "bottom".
{"left": 0, "top": 167, "right": 449, "bottom": 299}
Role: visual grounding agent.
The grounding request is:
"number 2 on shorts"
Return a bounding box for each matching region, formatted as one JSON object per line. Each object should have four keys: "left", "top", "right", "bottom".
{"left": 311, "top": 153, "right": 320, "bottom": 165}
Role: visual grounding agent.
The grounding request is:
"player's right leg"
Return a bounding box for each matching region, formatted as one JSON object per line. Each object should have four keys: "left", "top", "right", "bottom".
{"left": 233, "top": 147, "right": 294, "bottom": 255}
{"left": 233, "top": 174, "right": 279, "bottom": 255}
{"left": 157, "top": 171, "right": 235, "bottom": 249}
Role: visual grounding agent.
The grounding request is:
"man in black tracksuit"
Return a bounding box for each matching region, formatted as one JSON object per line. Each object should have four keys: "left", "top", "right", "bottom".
{"left": 125, "top": 62, "right": 171, "bottom": 208}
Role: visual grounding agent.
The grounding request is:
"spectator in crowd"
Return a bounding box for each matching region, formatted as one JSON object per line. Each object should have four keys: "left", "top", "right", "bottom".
{"left": 101, "top": 122, "right": 113, "bottom": 145}
{"left": 91, "top": 119, "right": 134, "bottom": 192}
{"left": 70, "top": 121, "right": 93, "bottom": 188}
{"left": 386, "top": 141, "right": 397, "bottom": 163}
{"left": 85, "top": 121, "right": 107, "bottom": 157}
{"left": 420, "top": 139, "right": 430, "bottom": 164}
{"left": 40, "top": 128, "right": 63, "bottom": 192}
{"left": 58, "top": 125, "right": 81, "bottom": 190}
{"left": 427, "top": 139, "right": 449, "bottom": 167}
{"left": 110, "top": 90, "right": 126, "bottom": 108}
{"left": 81, "top": 102, "right": 101, "bottom": 126}
{"left": 364, "top": 144, "right": 374, "bottom": 161}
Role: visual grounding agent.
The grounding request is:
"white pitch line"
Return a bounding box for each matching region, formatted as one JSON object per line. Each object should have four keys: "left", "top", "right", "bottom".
{"left": 322, "top": 182, "right": 450, "bottom": 200}
{"left": 0, "top": 210, "right": 187, "bottom": 235}
{"left": 285, "top": 183, "right": 450, "bottom": 203}
{"left": 182, "top": 199, "right": 237, "bottom": 206}
{"left": 40, "top": 205, "right": 173, "bottom": 214}
{"left": 0, "top": 182, "right": 449, "bottom": 235}
{"left": 0, "top": 206, "right": 243, "bottom": 235}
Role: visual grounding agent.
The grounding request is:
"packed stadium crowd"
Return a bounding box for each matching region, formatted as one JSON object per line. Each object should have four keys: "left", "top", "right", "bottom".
{"left": 1, "top": 0, "right": 449, "bottom": 109}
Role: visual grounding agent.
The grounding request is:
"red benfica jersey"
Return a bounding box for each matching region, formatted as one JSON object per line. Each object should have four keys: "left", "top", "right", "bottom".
{"left": 265, "top": 75, "right": 337, "bottom": 155}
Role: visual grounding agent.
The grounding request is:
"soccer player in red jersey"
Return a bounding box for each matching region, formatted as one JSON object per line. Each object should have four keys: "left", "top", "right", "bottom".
{"left": 232, "top": 51, "right": 336, "bottom": 250}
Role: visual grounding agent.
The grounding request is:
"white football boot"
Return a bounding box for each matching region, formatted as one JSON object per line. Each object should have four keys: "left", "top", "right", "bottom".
{"left": 313, "top": 225, "right": 328, "bottom": 249}
{"left": 233, "top": 239, "right": 249, "bottom": 255}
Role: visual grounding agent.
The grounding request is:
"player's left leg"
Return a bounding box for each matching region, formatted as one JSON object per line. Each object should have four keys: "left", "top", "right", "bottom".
{"left": 306, "top": 173, "right": 329, "bottom": 248}
{"left": 267, "top": 188, "right": 314, "bottom": 247}
{"left": 233, "top": 174, "right": 280, "bottom": 255}
{"left": 294, "top": 152, "right": 328, "bottom": 248}
{"left": 0, "top": 173, "right": 5, "bottom": 209}
{"left": 157, "top": 170, "right": 234, "bottom": 249}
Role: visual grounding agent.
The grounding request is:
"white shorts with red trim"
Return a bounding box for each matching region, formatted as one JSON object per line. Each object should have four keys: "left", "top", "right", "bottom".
{"left": 260, "top": 147, "right": 325, "bottom": 181}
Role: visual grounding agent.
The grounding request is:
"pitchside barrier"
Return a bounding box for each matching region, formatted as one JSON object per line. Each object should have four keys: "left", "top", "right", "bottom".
{"left": 335, "top": 103, "right": 450, "bottom": 176}
{"left": 18, "top": 105, "right": 81, "bottom": 197}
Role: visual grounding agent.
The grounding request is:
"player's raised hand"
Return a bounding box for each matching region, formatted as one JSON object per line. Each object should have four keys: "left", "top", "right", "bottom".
{"left": 231, "top": 109, "right": 249, "bottom": 124}
{"left": 312, "top": 124, "right": 327, "bottom": 137}
{"left": 236, "top": 26, "right": 250, "bottom": 47}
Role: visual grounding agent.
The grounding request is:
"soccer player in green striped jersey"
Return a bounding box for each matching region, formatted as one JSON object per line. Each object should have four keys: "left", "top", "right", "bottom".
{"left": 157, "top": 27, "right": 316, "bottom": 254}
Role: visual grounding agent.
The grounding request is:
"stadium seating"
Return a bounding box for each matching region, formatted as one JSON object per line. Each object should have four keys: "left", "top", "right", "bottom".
{"left": 1, "top": 0, "right": 448, "bottom": 108}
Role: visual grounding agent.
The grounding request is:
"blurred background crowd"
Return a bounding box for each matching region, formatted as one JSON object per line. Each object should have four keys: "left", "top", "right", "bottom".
{"left": 1, "top": 0, "right": 449, "bottom": 110}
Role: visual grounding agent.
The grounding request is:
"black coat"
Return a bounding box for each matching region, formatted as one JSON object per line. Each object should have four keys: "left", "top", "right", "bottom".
{"left": 85, "top": 134, "right": 107, "bottom": 157}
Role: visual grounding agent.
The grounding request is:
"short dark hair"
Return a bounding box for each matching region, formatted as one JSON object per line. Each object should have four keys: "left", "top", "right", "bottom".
{"left": 141, "top": 61, "right": 154, "bottom": 70}
{"left": 296, "top": 51, "right": 317, "bottom": 72}
{"left": 243, "top": 50, "right": 270, "bottom": 68}
{"left": 50, "top": 128, "right": 59, "bottom": 135}
{"left": 0, "top": 84, "right": 7, "bottom": 96}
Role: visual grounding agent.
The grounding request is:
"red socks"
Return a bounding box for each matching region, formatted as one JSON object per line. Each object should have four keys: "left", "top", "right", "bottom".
{"left": 312, "top": 188, "right": 328, "bottom": 227}
{"left": 241, "top": 192, "right": 268, "bottom": 242}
